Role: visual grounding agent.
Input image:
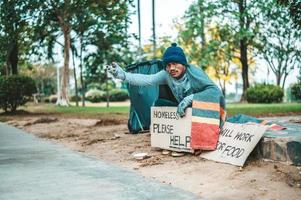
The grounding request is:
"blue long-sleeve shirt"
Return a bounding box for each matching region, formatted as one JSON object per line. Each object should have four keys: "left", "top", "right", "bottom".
{"left": 123, "top": 70, "right": 194, "bottom": 104}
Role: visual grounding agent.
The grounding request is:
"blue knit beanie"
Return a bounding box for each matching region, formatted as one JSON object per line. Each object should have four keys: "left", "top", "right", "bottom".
{"left": 162, "top": 43, "right": 188, "bottom": 66}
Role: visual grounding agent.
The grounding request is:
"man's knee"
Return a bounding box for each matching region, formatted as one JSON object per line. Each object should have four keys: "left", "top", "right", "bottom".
{"left": 154, "top": 98, "right": 178, "bottom": 107}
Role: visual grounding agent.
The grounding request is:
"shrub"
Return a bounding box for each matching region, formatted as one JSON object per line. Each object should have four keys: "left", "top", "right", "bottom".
{"left": 85, "top": 89, "right": 105, "bottom": 102}
{"left": 290, "top": 83, "right": 301, "bottom": 101}
{"left": 100, "top": 80, "right": 115, "bottom": 91}
{"left": 0, "top": 75, "right": 36, "bottom": 112}
{"left": 44, "top": 96, "right": 50, "bottom": 103}
{"left": 246, "top": 83, "right": 283, "bottom": 103}
{"left": 32, "top": 93, "right": 45, "bottom": 103}
{"left": 87, "top": 82, "right": 102, "bottom": 90}
{"left": 70, "top": 95, "right": 81, "bottom": 102}
{"left": 48, "top": 95, "right": 58, "bottom": 104}
{"left": 44, "top": 95, "right": 58, "bottom": 103}
{"left": 109, "top": 89, "right": 129, "bottom": 102}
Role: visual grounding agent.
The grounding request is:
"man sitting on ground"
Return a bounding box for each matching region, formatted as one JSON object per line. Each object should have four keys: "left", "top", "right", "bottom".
{"left": 108, "top": 43, "right": 226, "bottom": 156}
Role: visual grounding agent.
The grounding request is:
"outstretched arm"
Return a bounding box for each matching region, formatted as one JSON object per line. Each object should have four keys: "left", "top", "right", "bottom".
{"left": 107, "top": 62, "right": 167, "bottom": 86}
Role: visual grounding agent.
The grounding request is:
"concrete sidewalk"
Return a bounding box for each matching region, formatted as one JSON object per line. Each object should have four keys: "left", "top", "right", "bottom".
{"left": 0, "top": 123, "right": 200, "bottom": 200}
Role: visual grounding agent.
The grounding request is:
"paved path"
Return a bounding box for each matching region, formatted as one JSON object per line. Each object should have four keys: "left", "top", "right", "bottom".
{"left": 0, "top": 123, "right": 200, "bottom": 200}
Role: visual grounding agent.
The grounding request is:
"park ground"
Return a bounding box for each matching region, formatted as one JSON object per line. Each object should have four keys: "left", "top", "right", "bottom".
{"left": 1, "top": 102, "right": 301, "bottom": 200}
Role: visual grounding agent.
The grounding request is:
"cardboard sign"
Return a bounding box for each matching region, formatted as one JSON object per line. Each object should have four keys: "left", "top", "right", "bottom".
{"left": 201, "top": 122, "right": 267, "bottom": 166}
{"left": 150, "top": 106, "right": 267, "bottom": 166}
{"left": 151, "top": 107, "right": 194, "bottom": 153}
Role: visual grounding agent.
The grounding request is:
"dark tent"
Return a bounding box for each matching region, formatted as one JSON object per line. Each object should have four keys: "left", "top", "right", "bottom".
{"left": 126, "top": 60, "right": 176, "bottom": 133}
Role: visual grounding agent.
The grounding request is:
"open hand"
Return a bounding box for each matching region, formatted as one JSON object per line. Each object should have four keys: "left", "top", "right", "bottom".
{"left": 177, "top": 95, "right": 193, "bottom": 117}
{"left": 106, "top": 62, "right": 125, "bottom": 80}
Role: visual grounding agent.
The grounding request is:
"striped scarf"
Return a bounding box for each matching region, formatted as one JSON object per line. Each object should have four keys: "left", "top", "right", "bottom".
{"left": 184, "top": 65, "right": 226, "bottom": 150}
{"left": 191, "top": 88, "right": 226, "bottom": 150}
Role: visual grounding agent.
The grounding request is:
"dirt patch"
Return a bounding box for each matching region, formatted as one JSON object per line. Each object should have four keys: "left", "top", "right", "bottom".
{"left": 23, "top": 117, "right": 58, "bottom": 126}
{"left": 93, "top": 118, "right": 125, "bottom": 126}
{"left": 5, "top": 116, "right": 301, "bottom": 200}
{"left": 273, "top": 164, "right": 301, "bottom": 188}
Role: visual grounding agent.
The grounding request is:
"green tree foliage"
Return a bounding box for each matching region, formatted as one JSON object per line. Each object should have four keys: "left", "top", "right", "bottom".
{"left": 0, "top": 0, "right": 34, "bottom": 75}
{"left": 77, "top": 1, "right": 134, "bottom": 83}
{"left": 29, "top": 0, "right": 134, "bottom": 106}
{"left": 277, "top": 0, "right": 301, "bottom": 29}
{"left": 177, "top": 0, "right": 241, "bottom": 96}
{"left": 31, "top": 0, "right": 90, "bottom": 106}
{"left": 20, "top": 63, "right": 57, "bottom": 96}
{"left": 71, "top": 2, "right": 97, "bottom": 106}
{"left": 258, "top": 0, "right": 301, "bottom": 89}
{"left": 109, "top": 89, "right": 129, "bottom": 102}
{"left": 246, "top": 83, "right": 284, "bottom": 103}
{"left": 178, "top": 0, "right": 261, "bottom": 101}
{"left": 85, "top": 88, "right": 105, "bottom": 103}
{"left": 205, "top": 25, "right": 238, "bottom": 96}
{"left": 85, "top": 88, "right": 128, "bottom": 102}
{"left": 290, "top": 83, "right": 301, "bottom": 101}
{"left": 213, "top": 0, "right": 261, "bottom": 101}
{"left": 177, "top": 0, "right": 216, "bottom": 68}
{"left": 0, "top": 75, "right": 36, "bottom": 112}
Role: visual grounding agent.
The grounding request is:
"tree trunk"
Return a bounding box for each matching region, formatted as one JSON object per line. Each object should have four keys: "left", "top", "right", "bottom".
{"left": 198, "top": 0, "right": 207, "bottom": 69}
{"left": 238, "top": 0, "right": 249, "bottom": 102}
{"left": 5, "top": 43, "right": 15, "bottom": 75}
{"left": 276, "top": 71, "right": 281, "bottom": 86}
{"left": 57, "top": 24, "right": 71, "bottom": 106}
{"left": 282, "top": 73, "right": 288, "bottom": 89}
{"left": 106, "top": 74, "right": 109, "bottom": 108}
{"left": 198, "top": 0, "right": 206, "bottom": 47}
{"left": 152, "top": 0, "right": 156, "bottom": 57}
{"left": 240, "top": 39, "right": 249, "bottom": 101}
{"left": 1, "top": 64, "right": 8, "bottom": 76}
{"left": 5, "top": 56, "right": 11, "bottom": 76}
{"left": 10, "top": 42, "right": 19, "bottom": 75}
{"left": 79, "top": 37, "right": 85, "bottom": 107}
{"left": 41, "top": 79, "right": 44, "bottom": 94}
{"left": 137, "top": 0, "right": 141, "bottom": 48}
{"left": 221, "top": 83, "right": 226, "bottom": 96}
{"left": 218, "top": 79, "right": 226, "bottom": 96}
{"left": 72, "top": 51, "right": 79, "bottom": 107}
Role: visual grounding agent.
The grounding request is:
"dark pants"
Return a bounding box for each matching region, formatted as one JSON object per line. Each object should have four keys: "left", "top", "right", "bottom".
{"left": 156, "top": 85, "right": 178, "bottom": 107}
{"left": 154, "top": 98, "right": 178, "bottom": 107}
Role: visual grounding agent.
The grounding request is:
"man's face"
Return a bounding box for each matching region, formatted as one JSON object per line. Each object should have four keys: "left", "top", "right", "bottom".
{"left": 166, "top": 62, "right": 186, "bottom": 79}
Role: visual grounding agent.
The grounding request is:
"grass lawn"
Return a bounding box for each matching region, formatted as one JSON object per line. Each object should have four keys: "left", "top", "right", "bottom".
{"left": 226, "top": 103, "right": 301, "bottom": 117}
{"left": 0, "top": 103, "right": 129, "bottom": 120}
{"left": 24, "top": 103, "right": 129, "bottom": 114}
{"left": 0, "top": 102, "right": 300, "bottom": 119}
